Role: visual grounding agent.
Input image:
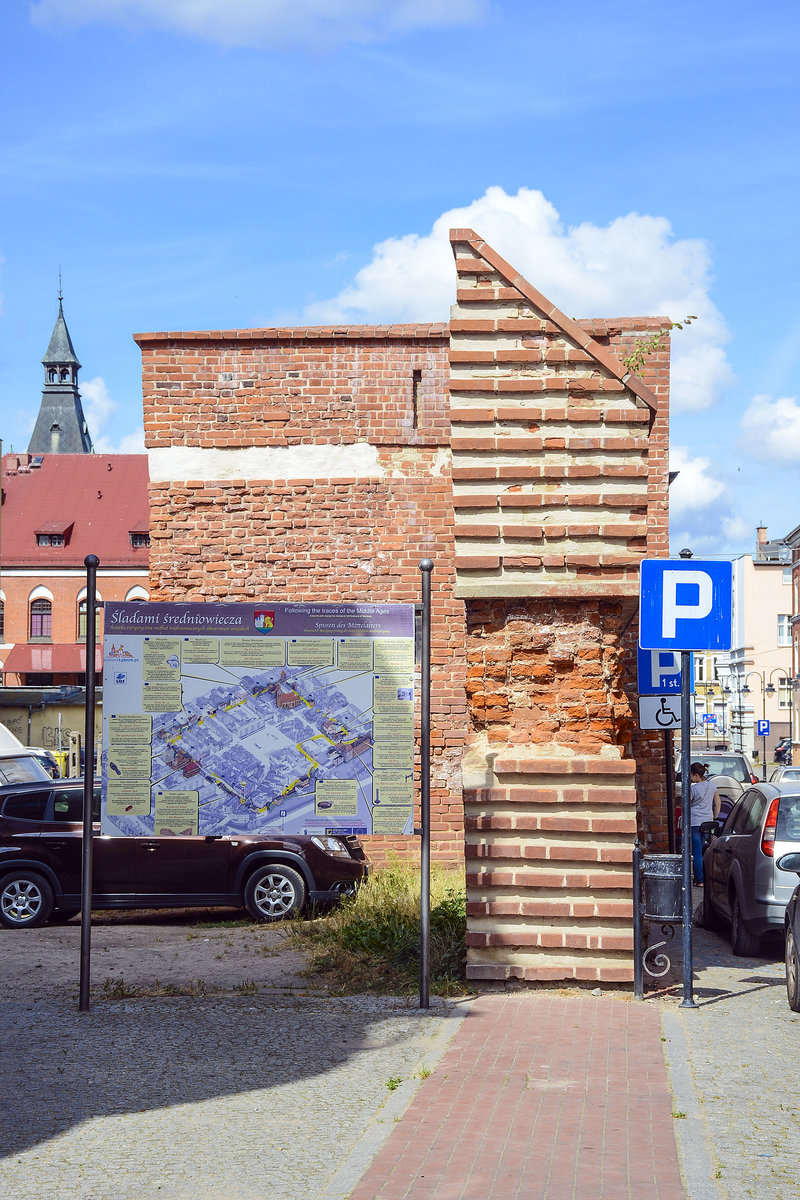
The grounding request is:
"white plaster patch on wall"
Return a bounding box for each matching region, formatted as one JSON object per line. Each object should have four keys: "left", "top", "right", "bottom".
{"left": 430, "top": 448, "right": 451, "bottom": 477}
{"left": 148, "top": 443, "right": 385, "bottom": 482}
{"left": 388, "top": 447, "right": 451, "bottom": 479}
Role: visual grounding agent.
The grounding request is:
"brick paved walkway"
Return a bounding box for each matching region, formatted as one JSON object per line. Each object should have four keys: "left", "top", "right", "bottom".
{"left": 348, "top": 994, "right": 686, "bottom": 1200}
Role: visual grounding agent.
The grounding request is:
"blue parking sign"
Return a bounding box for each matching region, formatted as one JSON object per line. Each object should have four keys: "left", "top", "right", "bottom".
{"left": 636, "top": 647, "right": 694, "bottom": 695}
{"left": 639, "top": 559, "right": 733, "bottom": 651}
{"left": 757, "top": 719, "right": 770, "bottom": 737}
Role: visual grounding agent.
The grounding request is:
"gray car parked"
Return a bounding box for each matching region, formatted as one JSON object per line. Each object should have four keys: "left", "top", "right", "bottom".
{"left": 702, "top": 782, "right": 800, "bottom": 955}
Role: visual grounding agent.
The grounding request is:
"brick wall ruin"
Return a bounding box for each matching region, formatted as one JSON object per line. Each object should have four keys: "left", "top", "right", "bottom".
{"left": 136, "top": 229, "right": 672, "bottom": 983}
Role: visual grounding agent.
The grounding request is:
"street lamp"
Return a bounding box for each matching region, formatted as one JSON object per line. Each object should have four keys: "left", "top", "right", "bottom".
{"left": 742, "top": 668, "right": 783, "bottom": 780}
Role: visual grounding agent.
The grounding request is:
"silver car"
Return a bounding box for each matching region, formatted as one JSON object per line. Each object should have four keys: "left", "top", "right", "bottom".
{"left": 768, "top": 766, "right": 800, "bottom": 785}
{"left": 702, "top": 782, "right": 800, "bottom": 955}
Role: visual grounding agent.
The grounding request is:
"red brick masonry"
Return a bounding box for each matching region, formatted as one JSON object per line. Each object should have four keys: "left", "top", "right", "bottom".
{"left": 348, "top": 994, "right": 685, "bottom": 1200}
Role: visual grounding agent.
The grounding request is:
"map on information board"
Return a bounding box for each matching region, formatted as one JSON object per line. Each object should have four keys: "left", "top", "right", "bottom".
{"left": 101, "top": 602, "right": 415, "bottom": 837}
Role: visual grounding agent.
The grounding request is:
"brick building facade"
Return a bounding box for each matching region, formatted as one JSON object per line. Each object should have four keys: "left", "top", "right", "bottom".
{"left": 136, "top": 230, "right": 671, "bottom": 984}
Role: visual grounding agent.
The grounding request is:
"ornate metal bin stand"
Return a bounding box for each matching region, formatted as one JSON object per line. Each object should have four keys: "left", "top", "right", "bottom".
{"left": 633, "top": 843, "right": 683, "bottom": 998}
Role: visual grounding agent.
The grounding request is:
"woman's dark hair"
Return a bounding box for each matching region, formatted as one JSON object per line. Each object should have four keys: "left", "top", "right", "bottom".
{"left": 690, "top": 762, "right": 706, "bottom": 776}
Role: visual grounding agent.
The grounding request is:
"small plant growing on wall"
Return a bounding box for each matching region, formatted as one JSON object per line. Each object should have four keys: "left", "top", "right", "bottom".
{"left": 622, "top": 315, "right": 697, "bottom": 376}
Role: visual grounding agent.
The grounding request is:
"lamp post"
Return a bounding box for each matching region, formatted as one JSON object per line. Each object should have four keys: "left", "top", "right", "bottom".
{"left": 742, "top": 668, "right": 783, "bottom": 780}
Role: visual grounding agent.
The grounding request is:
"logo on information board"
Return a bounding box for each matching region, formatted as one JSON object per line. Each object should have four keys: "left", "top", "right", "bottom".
{"left": 114, "top": 671, "right": 127, "bottom": 685}
{"left": 106, "top": 642, "right": 137, "bottom": 662}
{"left": 254, "top": 609, "right": 275, "bottom": 633}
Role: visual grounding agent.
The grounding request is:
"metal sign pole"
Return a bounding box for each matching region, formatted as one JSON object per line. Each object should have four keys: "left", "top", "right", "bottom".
{"left": 418, "top": 559, "right": 432, "bottom": 1010}
{"left": 79, "top": 554, "right": 99, "bottom": 1013}
{"left": 665, "top": 729, "right": 675, "bottom": 854}
{"left": 679, "top": 651, "right": 696, "bottom": 1008}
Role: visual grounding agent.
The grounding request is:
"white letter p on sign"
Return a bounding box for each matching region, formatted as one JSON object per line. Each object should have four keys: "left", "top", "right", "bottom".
{"left": 661, "top": 570, "right": 713, "bottom": 638}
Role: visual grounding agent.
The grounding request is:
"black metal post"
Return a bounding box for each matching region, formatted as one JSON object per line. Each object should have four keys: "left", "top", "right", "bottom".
{"left": 79, "top": 554, "right": 99, "bottom": 1013}
{"left": 679, "top": 650, "right": 696, "bottom": 1007}
{"left": 665, "top": 729, "right": 675, "bottom": 854}
{"left": 632, "top": 839, "right": 643, "bottom": 1000}
{"left": 418, "top": 559, "right": 432, "bottom": 1010}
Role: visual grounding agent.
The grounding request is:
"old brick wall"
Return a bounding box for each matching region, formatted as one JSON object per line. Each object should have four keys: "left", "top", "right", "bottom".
{"left": 446, "top": 229, "right": 670, "bottom": 982}
{"left": 137, "top": 233, "right": 672, "bottom": 981}
{"left": 137, "top": 326, "right": 467, "bottom": 865}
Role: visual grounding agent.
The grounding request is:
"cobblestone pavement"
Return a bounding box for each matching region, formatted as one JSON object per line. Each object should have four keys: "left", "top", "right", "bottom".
{"left": 0, "top": 989, "right": 463, "bottom": 1200}
{"left": 654, "top": 895, "right": 800, "bottom": 1200}
{"left": 4, "top": 907, "right": 799, "bottom": 1200}
{"left": 0, "top": 915, "right": 464, "bottom": 1200}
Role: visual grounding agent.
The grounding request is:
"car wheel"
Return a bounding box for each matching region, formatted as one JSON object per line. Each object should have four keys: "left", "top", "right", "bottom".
{"left": 786, "top": 927, "right": 800, "bottom": 1012}
{"left": 702, "top": 885, "right": 722, "bottom": 930}
{"left": 244, "top": 864, "right": 306, "bottom": 922}
{"left": 0, "top": 871, "right": 55, "bottom": 929}
{"left": 730, "top": 892, "right": 760, "bottom": 957}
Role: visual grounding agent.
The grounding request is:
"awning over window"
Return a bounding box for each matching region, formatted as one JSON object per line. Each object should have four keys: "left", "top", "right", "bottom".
{"left": 1, "top": 644, "right": 102, "bottom": 674}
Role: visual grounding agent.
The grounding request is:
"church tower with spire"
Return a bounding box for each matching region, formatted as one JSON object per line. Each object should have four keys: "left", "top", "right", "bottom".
{"left": 28, "top": 294, "right": 94, "bottom": 454}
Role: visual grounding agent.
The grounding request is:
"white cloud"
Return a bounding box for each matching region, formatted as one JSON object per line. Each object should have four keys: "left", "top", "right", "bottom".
{"left": 668, "top": 447, "right": 753, "bottom": 554}
{"left": 668, "top": 445, "right": 726, "bottom": 517}
{"left": 739, "top": 393, "right": 800, "bottom": 463}
{"left": 81, "top": 375, "right": 115, "bottom": 431}
{"left": 29, "top": 0, "right": 487, "bottom": 48}
{"left": 305, "top": 186, "right": 733, "bottom": 414}
{"left": 81, "top": 375, "right": 145, "bottom": 453}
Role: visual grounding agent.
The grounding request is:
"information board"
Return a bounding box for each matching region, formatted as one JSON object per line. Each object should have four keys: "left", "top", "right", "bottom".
{"left": 101, "top": 601, "right": 416, "bottom": 837}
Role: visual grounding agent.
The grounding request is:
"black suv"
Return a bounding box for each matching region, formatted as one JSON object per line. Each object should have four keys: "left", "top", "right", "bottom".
{"left": 0, "top": 780, "right": 369, "bottom": 929}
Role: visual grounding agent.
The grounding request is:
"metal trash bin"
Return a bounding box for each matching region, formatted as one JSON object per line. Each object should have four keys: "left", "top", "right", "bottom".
{"left": 642, "top": 854, "right": 682, "bottom": 921}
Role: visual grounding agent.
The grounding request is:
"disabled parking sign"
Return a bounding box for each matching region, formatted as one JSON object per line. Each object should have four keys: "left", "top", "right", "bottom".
{"left": 639, "top": 559, "right": 733, "bottom": 651}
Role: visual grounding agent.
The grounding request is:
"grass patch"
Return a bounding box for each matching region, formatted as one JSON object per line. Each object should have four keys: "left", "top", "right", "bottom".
{"left": 290, "top": 861, "right": 467, "bottom": 996}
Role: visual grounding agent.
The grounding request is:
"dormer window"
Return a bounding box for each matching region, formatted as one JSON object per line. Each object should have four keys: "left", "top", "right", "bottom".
{"left": 35, "top": 520, "right": 73, "bottom": 548}
{"left": 130, "top": 532, "right": 150, "bottom": 548}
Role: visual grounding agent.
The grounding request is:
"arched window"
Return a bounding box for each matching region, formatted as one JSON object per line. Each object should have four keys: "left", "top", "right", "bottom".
{"left": 77, "top": 598, "right": 102, "bottom": 641}
{"left": 77, "top": 587, "right": 103, "bottom": 641}
{"left": 30, "top": 598, "right": 52, "bottom": 642}
{"left": 60, "top": 368, "right": 69, "bottom": 382}
{"left": 125, "top": 586, "right": 150, "bottom": 602}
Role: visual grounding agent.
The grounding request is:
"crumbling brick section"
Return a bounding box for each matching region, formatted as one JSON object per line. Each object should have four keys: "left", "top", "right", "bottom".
{"left": 465, "top": 598, "right": 636, "bottom": 752}
{"left": 464, "top": 755, "right": 637, "bottom": 983}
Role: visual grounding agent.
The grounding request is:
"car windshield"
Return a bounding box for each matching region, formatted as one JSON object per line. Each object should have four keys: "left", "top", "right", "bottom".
{"left": 699, "top": 757, "right": 750, "bottom": 783}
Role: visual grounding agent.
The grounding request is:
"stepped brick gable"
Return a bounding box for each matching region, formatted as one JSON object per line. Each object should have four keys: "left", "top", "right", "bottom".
{"left": 137, "top": 230, "right": 672, "bottom": 985}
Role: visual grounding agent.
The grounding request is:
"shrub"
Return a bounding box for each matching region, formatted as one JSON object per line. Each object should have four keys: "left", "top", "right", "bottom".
{"left": 291, "top": 861, "right": 467, "bottom": 996}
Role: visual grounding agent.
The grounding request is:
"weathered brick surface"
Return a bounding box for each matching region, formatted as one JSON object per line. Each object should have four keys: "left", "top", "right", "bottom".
{"left": 137, "top": 325, "right": 449, "bottom": 450}
{"left": 463, "top": 746, "right": 638, "bottom": 983}
{"left": 141, "top": 329, "right": 466, "bottom": 866}
{"left": 448, "top": 228, "right": 670, "bottom": 600}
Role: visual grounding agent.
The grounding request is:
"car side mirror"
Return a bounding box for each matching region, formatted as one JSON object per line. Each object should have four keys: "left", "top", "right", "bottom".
{"left": 776, "top": 852, "right": 800, "bottom": 874}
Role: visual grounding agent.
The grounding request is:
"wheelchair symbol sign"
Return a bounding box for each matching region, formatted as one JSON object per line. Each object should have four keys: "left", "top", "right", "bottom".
{"left": 637, "top": 695, "right": 693, "bottom": 730}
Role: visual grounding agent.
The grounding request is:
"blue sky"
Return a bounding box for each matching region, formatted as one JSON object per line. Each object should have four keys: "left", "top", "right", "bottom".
{"left": 1, "top": 0, "right": 799, "bottom": 554}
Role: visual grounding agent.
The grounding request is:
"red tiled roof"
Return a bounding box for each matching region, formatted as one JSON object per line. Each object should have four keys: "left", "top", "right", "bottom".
{"left": 1, "top": 454, "right": 150, "bottom": 568}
